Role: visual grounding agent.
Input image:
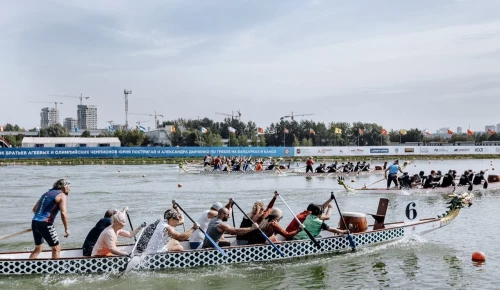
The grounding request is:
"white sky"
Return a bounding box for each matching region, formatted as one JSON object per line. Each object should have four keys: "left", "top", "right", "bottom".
{"left": 1, "top": 0, "right": 500, "bottom": 132}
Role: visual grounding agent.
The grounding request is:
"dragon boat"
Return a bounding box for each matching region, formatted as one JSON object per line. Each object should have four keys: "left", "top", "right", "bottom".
{"left": 0, "top": 194, "right": 472, "bottom": 275}
{"left": 286, "top": 161, "right": 410, "bottom": 177}
{"left": 337, "top": 174, "right": 500, "bottom": 194}
{"left": 179, "top": 164, "right": 284, "bottom": 175}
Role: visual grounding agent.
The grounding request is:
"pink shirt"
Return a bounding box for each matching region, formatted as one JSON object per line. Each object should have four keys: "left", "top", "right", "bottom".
{"left": 91, "top": 225, "right": 124, "bottom": 256}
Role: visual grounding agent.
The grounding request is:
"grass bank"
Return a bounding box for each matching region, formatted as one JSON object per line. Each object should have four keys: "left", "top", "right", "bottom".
{"left": 0, "top": 155, "right": 499, "bottom": 166}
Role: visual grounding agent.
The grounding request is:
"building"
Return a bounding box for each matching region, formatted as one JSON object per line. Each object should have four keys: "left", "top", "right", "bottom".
{"left": 485, "top": 125, "right": 495, "bottom": 132}
{"left": 63, "top": 118, "right": 78, "bottom": 131}
{"left": 457, "top": 126, "right": 463, "bottom": 134}
{"left": 145, "top": 126, "right": 184, "bottom": 146}
{"left": 77, "top": 105, "right": 98, "bottom": 130}
{"left": 21, "top": 137, "right": 120, "bottom": 148}
{"left": 497, "top": 123, "right": 500, "bottom": 133}
{"left": 436, "top": 128, "right": 449, "bottom": 134}
{"left": 40, "top": 107, "right": 59, "bottom": 128}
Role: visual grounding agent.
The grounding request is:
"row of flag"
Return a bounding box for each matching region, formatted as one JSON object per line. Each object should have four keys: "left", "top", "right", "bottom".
{"left": 167, "top": 125, "right": 497, "bottom": 136}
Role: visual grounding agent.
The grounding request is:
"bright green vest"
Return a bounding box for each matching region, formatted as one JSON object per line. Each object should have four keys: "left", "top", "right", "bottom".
{"left": 294, "top": 214, "right": 323, "bottom": 240}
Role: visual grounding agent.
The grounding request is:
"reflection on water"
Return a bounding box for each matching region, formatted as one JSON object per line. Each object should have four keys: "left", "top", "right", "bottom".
{"left": 372, "top": 260, "right": 390, "bottom": 287}
{"left": 400, "top": 251, "right": 420, "bottom": 281}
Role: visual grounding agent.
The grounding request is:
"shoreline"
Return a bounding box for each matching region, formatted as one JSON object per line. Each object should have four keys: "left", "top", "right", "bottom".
{"left": 0, "top": 154, "right": 499, "bottom": 166}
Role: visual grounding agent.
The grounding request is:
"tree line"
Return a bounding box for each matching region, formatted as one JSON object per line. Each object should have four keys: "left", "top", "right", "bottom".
{"left": 1, "top": 120, "right": 499, "bottom": 147}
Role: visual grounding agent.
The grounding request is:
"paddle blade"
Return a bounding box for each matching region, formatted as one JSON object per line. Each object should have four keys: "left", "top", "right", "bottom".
{"left": 483, "top": 182, "right": 488, "bottom": 189}
{"left": 346, "top": 233, "right": 356, "bottom": 250}
{"left": 203, "top": 230, "right": 228, "bottom": 257}
{"left": 468, "top": 184, "right": 473, "bottom": 192}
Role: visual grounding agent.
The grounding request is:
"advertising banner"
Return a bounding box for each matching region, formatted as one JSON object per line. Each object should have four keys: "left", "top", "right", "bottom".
{"left": 0, "top": 147, "right": 294, "bottom": 159}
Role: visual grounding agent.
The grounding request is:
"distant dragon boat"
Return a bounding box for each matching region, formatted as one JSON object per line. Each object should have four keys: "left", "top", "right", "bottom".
{"left": 337, "top": 174, "right": 500, "bottom": 194}
{"left": 0, "top": 194, "right": 472, "bottom": 275}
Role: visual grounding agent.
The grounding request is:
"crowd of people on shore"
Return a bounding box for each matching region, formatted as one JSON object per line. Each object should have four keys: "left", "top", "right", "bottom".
{"left": 28, "top": 180, "right": 347, "bottom": 259}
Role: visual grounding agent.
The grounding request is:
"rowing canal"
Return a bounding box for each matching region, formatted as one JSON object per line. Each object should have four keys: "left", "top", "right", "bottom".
{"left": 0, "top": 159, "right": 499, "bottom": 289}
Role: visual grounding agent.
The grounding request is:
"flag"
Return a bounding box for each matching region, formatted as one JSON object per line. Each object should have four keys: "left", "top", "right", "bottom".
{"left": 257, "top": 127, "right": 265, "bottom": 135}
{"left": 309, "top": 129, "right": 316, "bottom": 135}
{"left": 74, "top": 125, "right": 78, "bottom": 133}
{"left": 358, "top": 128, "right": 364, "bottom": 136}
{"left": 229, "top": 127, "right": 236, "bottom": 134}
{"left": 399, "top": 129, "right": 407, "bottom": 135}
{"left": 107, "top": 125, "right": 114, "bottom": 132}
{"left": 139, "top": 126, "right": 146, "bottom": 133}
{"left": 284, "top": 128, "right": 289, "bottom": 134}
{"left": 200, "top": 127, "right": 208, "bottom": 134}
{"left": 170, "top": 126, "right": 176, "bottom": 133}
{"left": 488, "top": 128, "right": 496, "bottom": 135}
{"left": 424, "top": 129, "right": 431, "bottom": 135}
{"left": 467, "top": 129, "right": 474, "bottom": 135}
{"left": 334, "top": 128, "right": 342, "bottom": 134}
{"left": 381, "top": 128, "right": 387, "bottom": 136}
{"left": 36, "top": 126, "right": 40, "bottom": 132}
{"left": 447, "top": 129, "right": 453, "bottom": 134}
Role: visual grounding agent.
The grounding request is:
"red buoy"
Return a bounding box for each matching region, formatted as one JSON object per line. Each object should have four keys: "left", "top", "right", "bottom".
{"left": 351, "top": 179, "right": 355, "bottom": 182}
{"left": 472, "top": 251, "right": 486, "bottom": 262}
{"left": 178, "top": 183, "right": 182, "bottom": 188}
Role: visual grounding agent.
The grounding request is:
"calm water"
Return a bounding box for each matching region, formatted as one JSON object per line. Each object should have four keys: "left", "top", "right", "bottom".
{"left": 0, "top": 159, "right": 499, "bottom": 289}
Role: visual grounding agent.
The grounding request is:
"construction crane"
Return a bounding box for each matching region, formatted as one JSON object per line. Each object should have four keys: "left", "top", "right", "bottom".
{"left": 49, "top": 93, "right": 89, "bottom": 105}
{"left": 136, "top": 120, "right": 149, "bottom": 126}
{"left": 215, "top": 110, "right": 241, "bottom": 120}
{"left": 129, "top": 111, "right": 164, "bottom": 129}
{"left": 29, "top": 101, "right": 63, "bottom": 111}
{"left": 280, "top": 111, "right": 315, "bottom": 121}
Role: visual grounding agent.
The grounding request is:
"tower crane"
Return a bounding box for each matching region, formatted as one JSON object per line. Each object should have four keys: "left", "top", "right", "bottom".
{"left": 29, "top": 101, "right": 63, "bottom": 111}
{"left": 49, "top": 93, "right": 89, "bottom": 105}
{"left": 215, "top": 110, "right": 241, "bottom": 120}
{"left": 129, "top": 111, "right": 164, "bottom": 129}
{"left": 136, "top": 120, "right": 149, "bottom": 126}
{"left": 280, "top": 111, "right": 315, "bottom": 121}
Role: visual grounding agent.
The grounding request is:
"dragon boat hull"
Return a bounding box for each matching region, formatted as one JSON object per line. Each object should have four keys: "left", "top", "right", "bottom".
{"left": 0, "top": 213, "right": 460, "bottom": 275}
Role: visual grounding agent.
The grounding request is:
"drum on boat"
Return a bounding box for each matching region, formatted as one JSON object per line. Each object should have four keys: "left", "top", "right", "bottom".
{"left": 374, "top": 166, "right": 383, "bottom": 170}
{"left": 339, "top": 212, "right": 368, "bottom": 233}
{"left": 488, "top": 175, "right": 499, "bottom": 183}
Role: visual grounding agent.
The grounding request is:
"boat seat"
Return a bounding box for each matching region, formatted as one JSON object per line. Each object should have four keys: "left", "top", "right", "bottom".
{"left": 368, "top": 198, "right": 389, "bottom": 230}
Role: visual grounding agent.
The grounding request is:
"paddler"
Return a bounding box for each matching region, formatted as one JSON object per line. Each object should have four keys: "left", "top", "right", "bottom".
{"left": 29, "top": 179, "right": 71, "bottom": 259}
{"left": 82, "top": 209, "right": 117, "bottom": 256}
{"left": 439, "top": 170, "right": 456, "bottom": 188}
{"left": 384, "top": 160, "right": 403, "bottom": 189}
{"left": 91, "top": 208, "right": 145, "bottom": 257}
{"left": 306, "top": 157, "right": 314, "bottom": 173}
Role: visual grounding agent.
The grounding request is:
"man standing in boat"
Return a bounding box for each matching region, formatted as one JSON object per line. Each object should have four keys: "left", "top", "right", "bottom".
{"left": 306, "top": 157, "right": 314, "bottom": 173}
{"left": 29, "top": 179, "right": 71, "bottom": 259}
{"left": 384, "top": 160, "right": 403, "bottom": 189}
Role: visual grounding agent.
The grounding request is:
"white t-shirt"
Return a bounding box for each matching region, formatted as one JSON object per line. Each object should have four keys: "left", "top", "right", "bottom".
{"left": 189, "top": 210, "right": 211, "bottom": 243}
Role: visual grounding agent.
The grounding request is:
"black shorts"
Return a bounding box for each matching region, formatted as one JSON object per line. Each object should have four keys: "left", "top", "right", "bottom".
{"left": 32, "top": 220, "right": 59, "bottom": 247}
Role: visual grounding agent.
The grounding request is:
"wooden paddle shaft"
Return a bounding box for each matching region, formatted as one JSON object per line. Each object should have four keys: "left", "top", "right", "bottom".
{"left": 0, "top": 228, "right": 32, "bottom": 241}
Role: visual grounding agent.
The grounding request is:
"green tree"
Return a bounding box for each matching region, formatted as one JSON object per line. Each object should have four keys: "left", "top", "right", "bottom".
{"left": 237, "top": 135, "right": 249, "bottom": 147}
{"left": 258, "top": 135, "right": 266, "bottom": 146}
{"left": 251, "top": 135, "right": 258, "bottom": 147}
{"left": 40, "top": 124, "right": 69, "bottom": 137}
{"left": 81, "top": 130, "right": 91, "bottom": 137}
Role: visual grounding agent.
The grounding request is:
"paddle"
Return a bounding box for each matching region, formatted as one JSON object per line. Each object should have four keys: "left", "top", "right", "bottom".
{"left": 277, "top": 193, "right": 321, "bottom": 249}
{"left": 126, "top": 211, "right": 136, "bottom": 242}
{"left": 173, "top": 201, "right": 227, "bottom": 257}
{"left": 232, "top": 200, "right": 285, "bottom": 257}
{"left": 330, "top": 193, "right": 356, "bottom": 250}
{"left": 362, "top": 178, "right": 386, "bottom": 189}
{"left": 118, "top": 227, "right": 145, "bottom": 277}
{"left": 0, "top": 228, "right": 31, "bottom": 241}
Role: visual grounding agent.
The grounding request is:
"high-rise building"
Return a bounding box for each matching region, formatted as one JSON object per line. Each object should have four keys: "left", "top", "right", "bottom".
{"left": 40, "top": 107, "right": 59, "bottom": 128}
{"left": 63, "top": 118, "right": 78, "bottom": 131}
{"left": 457, "top": 126, "right": 463, "bottom": 134}
{"left": 485, "top": 125, "right": 495, "bottom": 132}
{"left": 77, "top": 105, "right": 97, "bottom": 130}
{"left": 497, "top": 123, "right": 500, "bottom": 133}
